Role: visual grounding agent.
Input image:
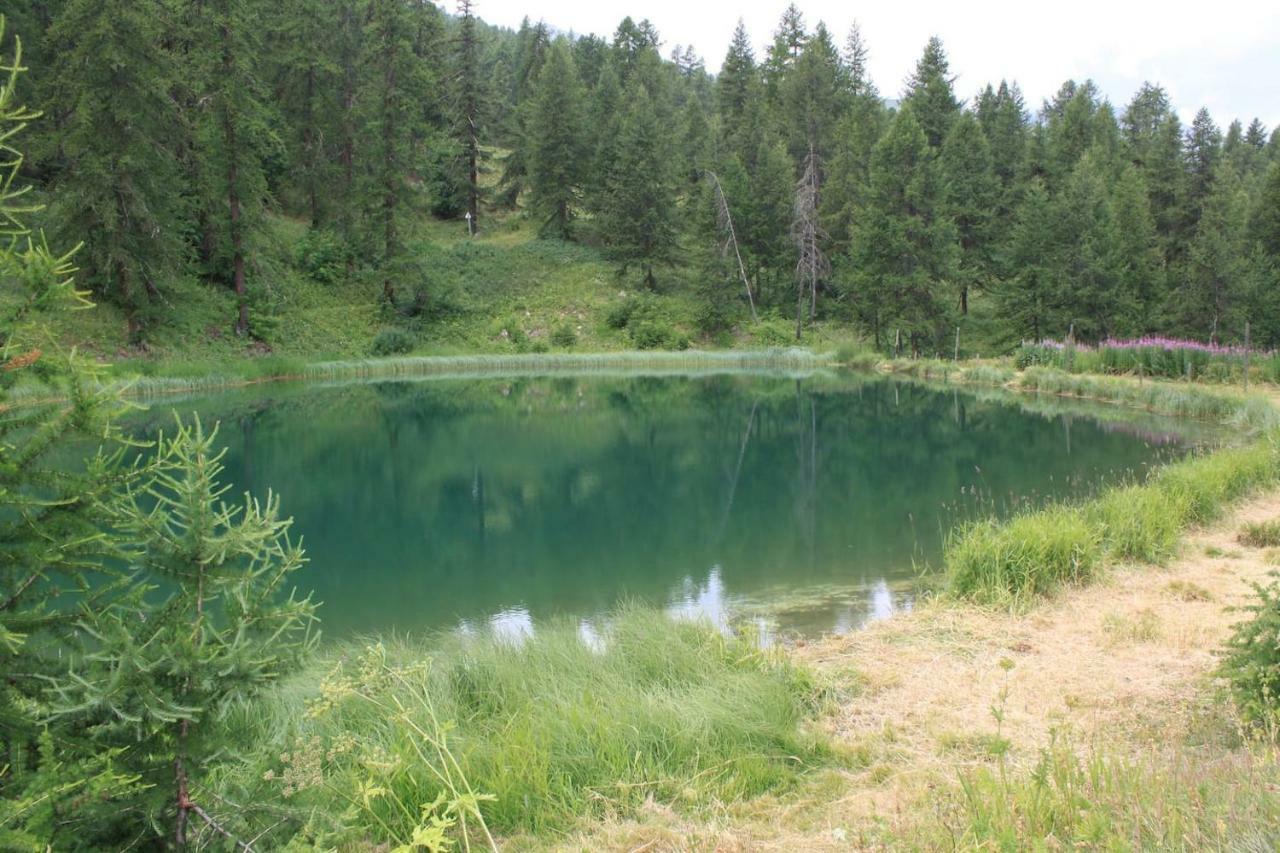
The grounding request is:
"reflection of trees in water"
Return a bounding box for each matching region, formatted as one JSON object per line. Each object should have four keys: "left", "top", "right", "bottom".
{"left": 127, "top": 375, "right": 1186, "bottom": 637}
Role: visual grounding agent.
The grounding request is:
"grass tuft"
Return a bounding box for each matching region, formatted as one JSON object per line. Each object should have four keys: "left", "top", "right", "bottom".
{"left": 945, "top": 506, "right": 1100, "bottom": 605}
{"left": 1239, "top": 519, "right": 1280, "bottom": 548}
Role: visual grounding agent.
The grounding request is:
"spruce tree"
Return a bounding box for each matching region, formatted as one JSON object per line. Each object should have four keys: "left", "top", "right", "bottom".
{"left": 192, "top": 0, "right": 275, "bottom": 336}
{"left": 45, "top": 0, "right": 186, "bottom": 340}
{"left": 361, "top": 0, "right": 430, "bottom": 304}
{"left": 265, "top": 0, "right": 341, "bottom": 227}
{"left": 1178, "top": 163, "right": 1250, "bottom": 340}
{"left": 1185, "top": 106, "right": 1222, "bottom": 221}
{"left": 526, "top": 40, "right": 585, "bottom": 238}
{"left": 1109, "top": 164, "right": 1162, "bottom": 330}
{"left": 452, "top": 0, "right": 486, "bottom": 230}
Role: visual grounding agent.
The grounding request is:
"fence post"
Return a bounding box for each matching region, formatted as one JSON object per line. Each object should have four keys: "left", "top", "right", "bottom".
{"left": 954, "top": 327, "right": 961, "bottom": 362}
{"left": 1066, "top": 323, "right": 1075, "bottom": 373}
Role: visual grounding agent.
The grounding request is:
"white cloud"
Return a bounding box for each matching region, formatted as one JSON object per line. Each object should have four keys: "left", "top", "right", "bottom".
{"left": 472, "top": 0, "right": 1280, "bottom": 127}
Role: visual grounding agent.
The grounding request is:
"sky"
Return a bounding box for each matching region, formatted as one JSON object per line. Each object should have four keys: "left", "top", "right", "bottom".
{"left": 473, "top": 0, "right": 1280, "bottom": 130}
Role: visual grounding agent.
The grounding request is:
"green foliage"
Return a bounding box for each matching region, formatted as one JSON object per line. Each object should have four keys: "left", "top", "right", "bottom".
{"left": 1221, "top": 573, "right": 1280, "bottom": 725}
{"left": 208, "top": 608, "right": 835, "bottom": 844}
{"left": 295, "top": 228, "right": 350, "bottom": 285}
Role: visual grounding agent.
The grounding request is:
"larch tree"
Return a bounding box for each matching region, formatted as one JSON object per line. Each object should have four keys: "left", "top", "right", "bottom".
{"left": 526, "top": 40, "right": 586, "bottom": 238}
{"left": 902, "top": 36, "right": 960, "bottom": 150}
{"left": 997, "top": 177, "right": 1059, "bottom": 341}
{"left": 452, "top": 0, "right": 485, "bottom": 231}
{"left": 940, "top": 112, "right": 997, "bottom": 315}
{"left": 849, "top": 106, "right": 956, "bottom": 353}
{"left": 601, "top": 84, "right": 677, "bottom": 288}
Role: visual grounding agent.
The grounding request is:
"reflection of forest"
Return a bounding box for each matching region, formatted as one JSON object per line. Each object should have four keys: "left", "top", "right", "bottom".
{"left": 129, "top": 374, "right": 1194, "bottom": 638}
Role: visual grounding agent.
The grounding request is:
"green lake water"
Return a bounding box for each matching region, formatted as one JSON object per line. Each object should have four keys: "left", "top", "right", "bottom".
{"left": 129, "top": 371, "right": 1204, "bottom": 642}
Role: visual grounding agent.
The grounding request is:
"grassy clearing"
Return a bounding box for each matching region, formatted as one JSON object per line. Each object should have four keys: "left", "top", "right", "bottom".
{"left": 206, "top": 608, "right": 839, "bottom": 848}
{"left": 944, "top": 373, "right": 1280, "bottom": 603}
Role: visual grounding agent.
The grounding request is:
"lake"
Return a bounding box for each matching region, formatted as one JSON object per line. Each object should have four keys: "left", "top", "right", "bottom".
{"left": 128, "top": 371, "right": 1202, "bottom": 643}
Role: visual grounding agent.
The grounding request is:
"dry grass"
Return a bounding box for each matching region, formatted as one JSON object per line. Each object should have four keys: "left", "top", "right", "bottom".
{"left": 547, "top": 492, "right": 1280, "bottom": 851}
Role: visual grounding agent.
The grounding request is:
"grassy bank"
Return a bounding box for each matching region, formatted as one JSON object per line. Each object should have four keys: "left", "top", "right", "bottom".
{"left": 202, "top": 608, "right": 839, "bottom": 848}
{"left": 943, "top": 370, "right": 1280, "bottom": 604}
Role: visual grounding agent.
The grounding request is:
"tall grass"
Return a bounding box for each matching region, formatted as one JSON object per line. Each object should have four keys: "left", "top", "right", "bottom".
{"left": 206, "top": 608, "right": 837, "bottom": 847}
{"left": 107, "top": 348, "right": 834, "bottom": 399}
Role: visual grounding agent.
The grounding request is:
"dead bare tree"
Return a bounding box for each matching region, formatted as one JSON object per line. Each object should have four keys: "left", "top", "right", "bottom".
{"left": 791, "top": 144, "right": 829, "bottom": 340}
{"left": 702, "top": 170, "right": 758, "bottom": 323}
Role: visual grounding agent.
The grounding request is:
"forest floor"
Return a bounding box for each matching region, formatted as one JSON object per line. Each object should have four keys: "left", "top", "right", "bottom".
{"left": 553, "top": 492, "right": 1280, "bottom": 850}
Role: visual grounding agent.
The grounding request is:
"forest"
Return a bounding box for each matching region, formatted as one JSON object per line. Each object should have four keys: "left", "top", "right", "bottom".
{"left": 5, "top": 0, "right": 1280, "bottom": 358}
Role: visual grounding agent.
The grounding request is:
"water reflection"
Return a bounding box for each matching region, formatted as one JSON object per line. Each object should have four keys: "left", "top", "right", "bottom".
{"left": 127, "top": 373, "right": 1201, "bottom": 642}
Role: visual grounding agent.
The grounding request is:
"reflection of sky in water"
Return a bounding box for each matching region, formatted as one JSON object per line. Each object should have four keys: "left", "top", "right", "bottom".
{"left": 449, "top": 568, "right": 921, "bottom": 648}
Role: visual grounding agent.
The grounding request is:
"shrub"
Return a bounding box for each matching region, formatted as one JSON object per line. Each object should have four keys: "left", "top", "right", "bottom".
{"left": 370, "top": 327, "right": 414, "bottom": 356}
{"left": 550, "top": 321, "right": 577, "bottom": 348}
{"left": 751, "top": 318, "right": 796, "bottom": 347}
{"left": 295, "top": 228, "right": 349, "bottom": 285}
{"left": 605, "top": 298, "right": 635, "bottom": 330}
{"left": 1222, "top": 573, "right": 1280, "bottom": 724}
{"left": 947, "top": 506, "right": 1100, "bottom": 604}
{"left": 630, "top": 320, "right": 677, "bottom": 350}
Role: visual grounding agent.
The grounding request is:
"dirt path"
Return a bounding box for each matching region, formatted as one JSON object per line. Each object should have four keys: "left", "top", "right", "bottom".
{"left": 564, "top": 492, "right": 1280, "bottom": 851}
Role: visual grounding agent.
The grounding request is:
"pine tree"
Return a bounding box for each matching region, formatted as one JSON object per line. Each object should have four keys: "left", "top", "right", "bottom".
{"left": 974, "top": 81, "right": 1028, "bottom": 227}
{"left": 601, "top": 85, "right": 677, "bottom": 288}
{"left": 1, "top": 26, "right": 153, "bottom": 843}
{"left": 940, "top": 112, "right": 997, "bottom": 315}
{"left": 44, "top": 0, "right": 186, "bottom": 340}
{"left": 902, "top": 37, "right": 960, "bottom": 150}
{"left": 762, "top": 4, "right": 806, "bottom": 111}
{"left": 526, "top": 40, "right": 586, "bottom": 238}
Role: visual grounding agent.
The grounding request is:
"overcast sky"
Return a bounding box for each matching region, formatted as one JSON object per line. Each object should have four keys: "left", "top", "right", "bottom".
{"left": 474, "top": 0, "right": 1280, "bottom": 129}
